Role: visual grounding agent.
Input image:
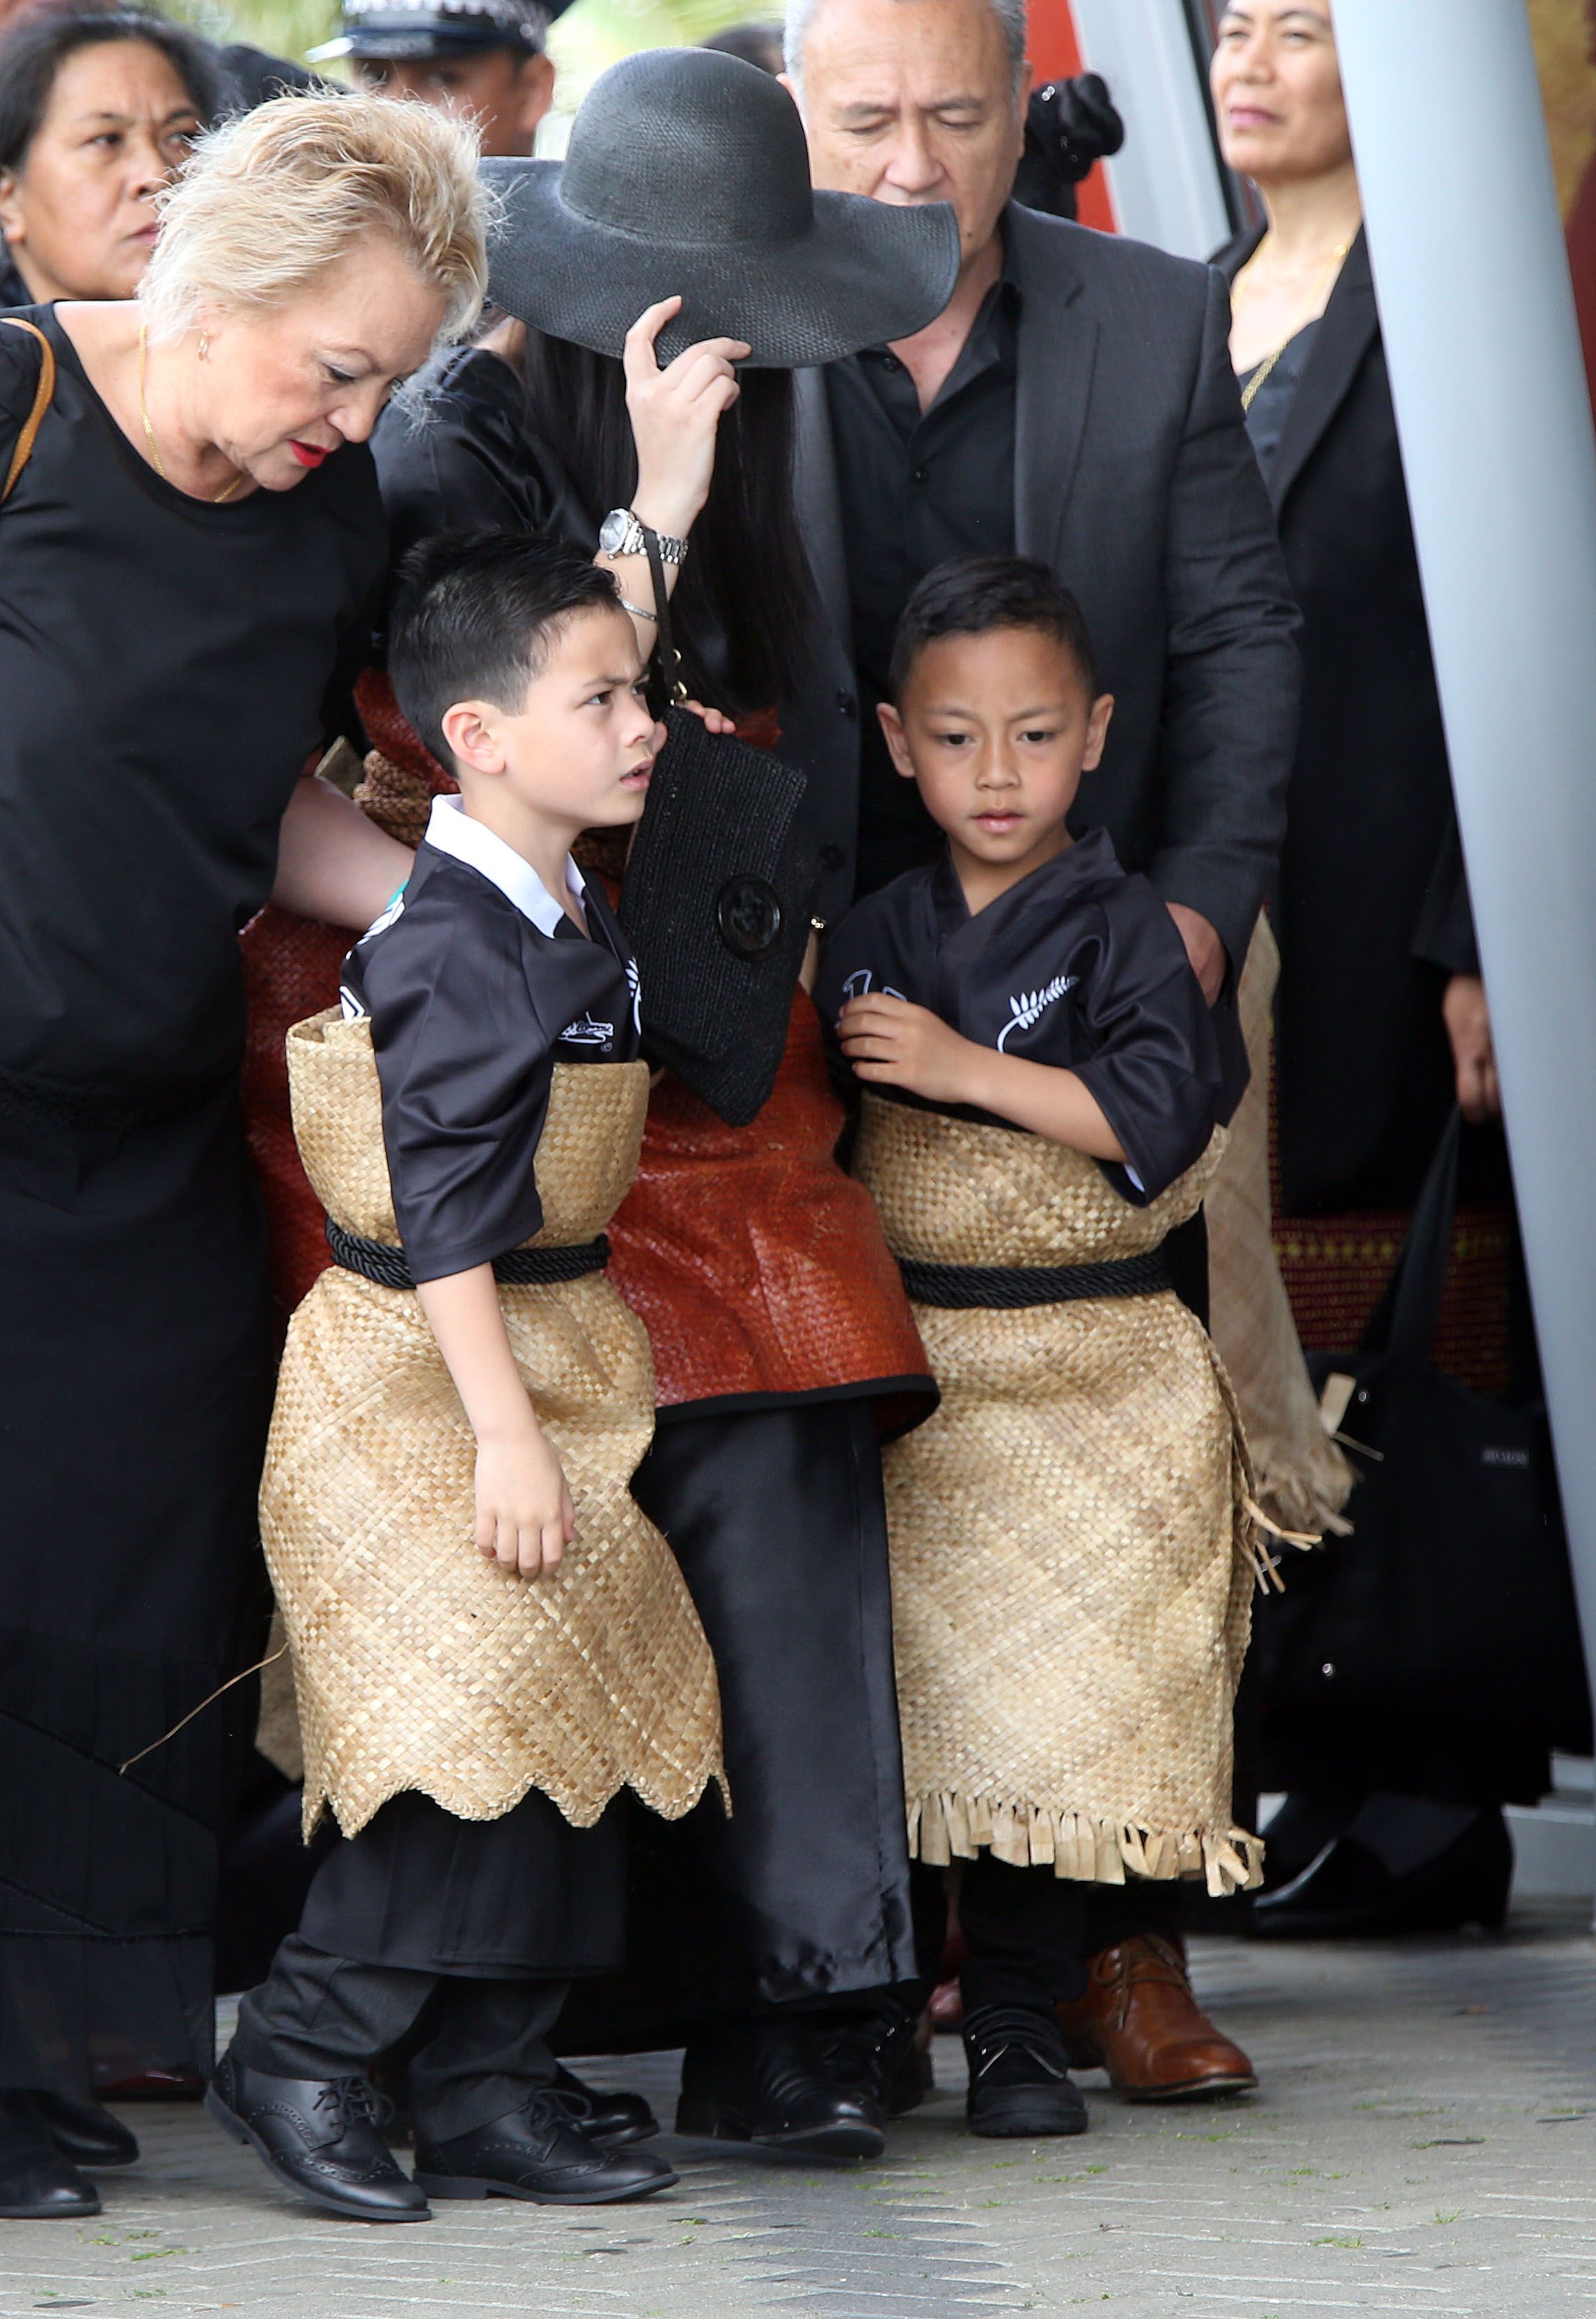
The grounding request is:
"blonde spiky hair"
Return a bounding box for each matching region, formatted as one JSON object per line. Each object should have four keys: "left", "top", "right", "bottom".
{"left": 139, "top": 91, "right": 488, "bottom": 345}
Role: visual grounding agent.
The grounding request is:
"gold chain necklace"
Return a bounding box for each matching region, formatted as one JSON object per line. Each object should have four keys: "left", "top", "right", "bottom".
{"left": 1239, "top": 237, "right": 1351, "bottom": 413}
{"left": 138, "top": 321, "right": 245, "bottom": 504}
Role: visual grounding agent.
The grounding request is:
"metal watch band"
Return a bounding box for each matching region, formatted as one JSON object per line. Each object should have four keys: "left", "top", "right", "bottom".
{"left": 602, "top": 508, "right": 688, "bottom": 565}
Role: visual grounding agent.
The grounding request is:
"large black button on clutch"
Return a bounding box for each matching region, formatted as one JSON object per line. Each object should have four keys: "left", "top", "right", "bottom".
{"left": 717, "top": 875, "right": 784, "bottom": 960}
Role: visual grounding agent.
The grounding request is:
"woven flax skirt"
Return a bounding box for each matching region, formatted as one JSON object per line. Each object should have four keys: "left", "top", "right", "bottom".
{"left": 259, "top": 1010, "right": 723, "bottom": 1843}
{"left": 852, "top": 1095, "right": 1265, "bottom": 1898}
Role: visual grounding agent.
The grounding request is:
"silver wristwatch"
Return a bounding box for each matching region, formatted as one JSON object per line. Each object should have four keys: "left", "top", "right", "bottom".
{"left": 598, "top": 508, "right": 689, "bottom": 565}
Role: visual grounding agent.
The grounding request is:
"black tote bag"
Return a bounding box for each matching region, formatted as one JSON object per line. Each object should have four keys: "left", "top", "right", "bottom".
{"left": 1251, "top": 1111, "right": 1591, "bottom": 1757}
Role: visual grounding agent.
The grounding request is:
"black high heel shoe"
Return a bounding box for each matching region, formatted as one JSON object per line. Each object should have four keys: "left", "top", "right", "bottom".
{"left": 1249, "top": 1802, "right": 1512, "bottom": 1939}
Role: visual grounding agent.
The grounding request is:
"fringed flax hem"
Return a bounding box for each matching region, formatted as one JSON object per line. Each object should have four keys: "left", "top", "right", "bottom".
{"left": 909, "top": 1792, "right": 1265, "bottom": 1898}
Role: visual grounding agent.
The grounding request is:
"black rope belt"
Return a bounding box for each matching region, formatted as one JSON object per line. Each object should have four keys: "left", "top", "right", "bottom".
{"left": 326, "top": 1219, "right": 609, "bottom": 1291}
{"left": 897, "top": 1247, "right": 1171, "bottom": 1309}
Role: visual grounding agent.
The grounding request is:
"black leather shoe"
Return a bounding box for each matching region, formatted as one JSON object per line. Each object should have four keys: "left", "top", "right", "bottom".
{"left": 1249, "top": 1806, "right": 1512, "bottom": 1941}
{"left": 964, "top": 2004, "right": 1089, "bottom": 2139}
{"left": 677, "top": 2022, "right": 886, "bottom": 2158}
{"left": 0, "top": 2093, "right": 101, "bottom": 2219}
{"left": 205, "top": 2054, "right": 428, "bottom": 2222}
{"left": 32, "top": 2091, "right": 139, "bottom": 2169}
{"left": 552, "top": 2065, "right": 659, "bottom": 2146}
{"left": 815, "top": 2005, "right": 934, "bottom": 2119}
{"left": 416, "top": 2091, "right": 677, "bottom": 2203}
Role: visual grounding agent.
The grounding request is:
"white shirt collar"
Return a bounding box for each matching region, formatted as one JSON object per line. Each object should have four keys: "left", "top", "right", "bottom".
{"left": 423, "top": 795, "right": 585, "bottom": 938}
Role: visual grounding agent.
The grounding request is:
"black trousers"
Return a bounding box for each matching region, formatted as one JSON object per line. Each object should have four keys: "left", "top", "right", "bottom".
{"left": 233, "top": 1935, "right": 567, "bottom": 2141}
{"left": 629, "top": 1397, "right": 916, "bottom": 2012}
{"left": 554, "top": 1398, "right": 916, "bottom": 2049}
{"left": 908, "top": 1859, "right": 1181, "bottom": 2016}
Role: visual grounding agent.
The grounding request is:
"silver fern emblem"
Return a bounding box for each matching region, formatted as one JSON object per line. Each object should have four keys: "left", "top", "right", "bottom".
{"left": 996, "top": 971, "right": 1077, "bottom": 1052}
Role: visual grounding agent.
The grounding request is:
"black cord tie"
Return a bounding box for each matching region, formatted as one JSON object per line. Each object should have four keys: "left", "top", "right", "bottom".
{"left": 326, "top": 1219, "right": 609, "bottom": 1290}
{"left": 898, "top": 1247, "right": 1171, "bottom": 1309}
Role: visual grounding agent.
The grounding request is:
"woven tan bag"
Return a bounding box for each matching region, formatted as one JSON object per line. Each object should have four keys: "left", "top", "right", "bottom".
{"left": 260, "top": 1008, "right": 724, "bottom": 1840}
{"left": 854, "top": 1096, "right": 1264, "bottom": 1896}
{"left": 1205, "top": 916, "right": 1354, "bottom": 1538}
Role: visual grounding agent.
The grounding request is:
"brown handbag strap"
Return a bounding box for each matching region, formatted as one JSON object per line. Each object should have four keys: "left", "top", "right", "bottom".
{"left": 1, "top": 318, "right": 56, "bottom": 504}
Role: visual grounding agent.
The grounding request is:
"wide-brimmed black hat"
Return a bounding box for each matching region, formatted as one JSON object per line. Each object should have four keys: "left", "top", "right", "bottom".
{"left": 481, "top": 48, "right": 962, "bottom": 368}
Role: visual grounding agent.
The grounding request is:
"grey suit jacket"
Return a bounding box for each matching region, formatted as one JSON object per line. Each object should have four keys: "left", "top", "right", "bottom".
{"left": 783, "top": 201, "right": 1300, "bottom": 967}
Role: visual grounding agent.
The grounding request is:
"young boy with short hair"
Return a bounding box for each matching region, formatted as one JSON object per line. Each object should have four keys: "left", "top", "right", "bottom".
{"left": 816, "top": 554, "right": 1265, "bottom": 2142}
{"left": 211, "top": 534, "right": 723, "bottom": 2219}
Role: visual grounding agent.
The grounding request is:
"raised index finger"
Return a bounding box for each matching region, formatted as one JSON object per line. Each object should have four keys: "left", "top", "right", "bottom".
{"left": 623, "top": 296, "right": 684, "bottom": 381}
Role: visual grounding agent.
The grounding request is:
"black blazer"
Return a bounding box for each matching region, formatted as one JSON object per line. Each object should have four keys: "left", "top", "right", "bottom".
{"left": 1216, "top": 226, "right": 1473, "bottom": 1212}
{"left": 788, "top": 200, "right": 1301, "bottom": 965}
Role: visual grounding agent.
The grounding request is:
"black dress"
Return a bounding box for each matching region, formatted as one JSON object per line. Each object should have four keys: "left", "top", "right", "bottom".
{"left": 0, "top": 306, "right": 385, "bottom": 2095}
{"left": 1218, "top": 233, "right": 1476, "bottom": 1213}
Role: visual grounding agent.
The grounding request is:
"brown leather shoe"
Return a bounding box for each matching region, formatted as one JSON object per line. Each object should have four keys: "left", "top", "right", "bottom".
{"left": 1056, "top": 1936, "right": 1257, "bottom": 2102}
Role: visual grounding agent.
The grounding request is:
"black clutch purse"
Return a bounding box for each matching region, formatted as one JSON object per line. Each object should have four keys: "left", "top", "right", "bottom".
{"left": 619, "top": 705, "right": 818, "bottom": 1126}
{"left": 616, "top": 533, "right": 819, "bottom": 1127}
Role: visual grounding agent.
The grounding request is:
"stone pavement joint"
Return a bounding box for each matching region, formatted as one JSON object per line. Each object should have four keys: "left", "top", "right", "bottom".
{"left": 4, "top": 1910, "right": 1596, "bottom": 2318}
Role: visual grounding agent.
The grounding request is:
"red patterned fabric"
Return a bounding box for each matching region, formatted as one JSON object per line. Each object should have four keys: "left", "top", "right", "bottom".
{"left": 239, "top": 673, "right": 459, "bottom": 1325}
{"left": 240, "top": 907, "right": 349, "bottom": 1324}
{"left": 607, "top": 991, "right": 931, "bottom": 1423}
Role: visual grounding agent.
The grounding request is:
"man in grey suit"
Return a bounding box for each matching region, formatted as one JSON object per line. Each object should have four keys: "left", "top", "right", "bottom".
{"left": 779, "top": 0, "right": 1297, "bottom": 2122}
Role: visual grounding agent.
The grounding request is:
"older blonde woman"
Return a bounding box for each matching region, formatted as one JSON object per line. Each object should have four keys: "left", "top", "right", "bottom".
{"left": 0, "top": 93, "right": 485, "bottom": 2220}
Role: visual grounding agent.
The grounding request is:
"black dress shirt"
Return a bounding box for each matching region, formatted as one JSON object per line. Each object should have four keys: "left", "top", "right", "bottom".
{"left": 816, "top": 829, "right": 1236, "bottom": 1205}
{"left": 342, "top": 797, "right": 642, "bottom": 1283}
{"left": 824, "top": 251, "right": 1020, "bottom": 898}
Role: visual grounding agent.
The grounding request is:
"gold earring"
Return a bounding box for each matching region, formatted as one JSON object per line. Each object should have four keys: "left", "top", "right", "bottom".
{"left": 197, "top": 334, "right": 210, "bottom": 361}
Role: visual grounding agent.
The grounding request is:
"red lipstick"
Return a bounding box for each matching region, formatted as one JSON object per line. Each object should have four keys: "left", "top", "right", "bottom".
{"left": 289, "top": 440, "right": 329, "bottom": 469}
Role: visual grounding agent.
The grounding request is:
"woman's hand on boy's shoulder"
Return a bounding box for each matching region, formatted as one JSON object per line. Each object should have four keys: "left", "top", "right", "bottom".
{"left": 839, "top": 992, "right": 985, "bottom": 1107}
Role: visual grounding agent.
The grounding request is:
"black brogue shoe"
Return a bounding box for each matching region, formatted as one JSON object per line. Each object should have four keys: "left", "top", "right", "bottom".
{"left": 416, "top": 2090, "right": 677, "bottom": 2203}
{"left": 205, "top": 2054, "right": 428, "bottom": 2222}
{"left": 677, "top": 2021, "right": 887, "bottom": 2159}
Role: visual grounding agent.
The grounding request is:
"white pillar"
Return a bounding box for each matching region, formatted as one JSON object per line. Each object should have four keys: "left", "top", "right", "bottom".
{"left": 1333, "top": 0, "right": 1596, "bottom": 1760}
{"left": 1070, "top": 0, "right": 1232, "bottom": 257}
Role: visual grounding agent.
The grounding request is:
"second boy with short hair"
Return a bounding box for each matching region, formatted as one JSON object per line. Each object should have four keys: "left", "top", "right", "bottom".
{"left": 817, "top": 554, "right": 1265, "bottom": 2140}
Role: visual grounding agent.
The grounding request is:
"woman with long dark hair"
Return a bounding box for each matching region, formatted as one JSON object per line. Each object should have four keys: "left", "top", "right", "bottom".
{"left": 370, "top": 47, "right": 960, "bottom": 2148}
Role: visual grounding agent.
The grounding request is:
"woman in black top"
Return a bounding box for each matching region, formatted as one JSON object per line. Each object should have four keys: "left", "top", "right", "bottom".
{"left": 1209, "top": 3, "right": 1531, "bottom": 1938}
{"left": 0, "top": 92, "right": 485, "bottom": 2219}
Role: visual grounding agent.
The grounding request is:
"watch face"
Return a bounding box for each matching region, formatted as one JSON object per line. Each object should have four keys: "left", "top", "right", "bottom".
{"left": 598, "top": 509, "right": 632, "bottom": 556}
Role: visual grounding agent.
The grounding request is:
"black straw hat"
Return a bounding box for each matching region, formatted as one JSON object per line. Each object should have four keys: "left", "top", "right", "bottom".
{"left": 481, "top": 48, "right": 962, "bottom": 368}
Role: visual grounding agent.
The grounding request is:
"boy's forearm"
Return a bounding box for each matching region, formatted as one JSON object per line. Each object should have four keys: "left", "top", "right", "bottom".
{"left": 957, "top": 1047, "right": 1127, "bottom": 1162}
{"left": 416, "top": 1265, "right": 540, "bottom": 1440}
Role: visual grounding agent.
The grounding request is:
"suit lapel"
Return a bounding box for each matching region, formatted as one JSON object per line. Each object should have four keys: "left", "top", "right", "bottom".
{"left": 1007, "top": 203, "right": 1095, "bottom": 565}
{"left": 792, "top": 366, "right": 850, "bottom": 645}
{"left": 1266, "top": 229, "right": 1379, "bottom": 513}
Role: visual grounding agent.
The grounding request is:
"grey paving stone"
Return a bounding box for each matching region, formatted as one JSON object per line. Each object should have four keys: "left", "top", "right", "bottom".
{"left": 4, "top": 1913, "right": 1596, "bottom": 2318}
